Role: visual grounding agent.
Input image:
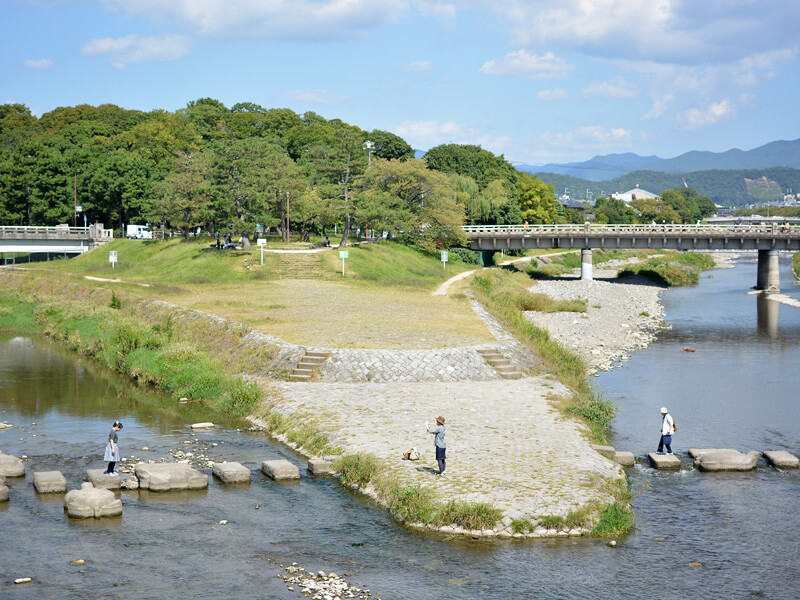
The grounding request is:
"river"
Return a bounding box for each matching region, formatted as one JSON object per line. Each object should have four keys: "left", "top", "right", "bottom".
{"left": 1, "top": 255, "right": 799, "bottom": 599}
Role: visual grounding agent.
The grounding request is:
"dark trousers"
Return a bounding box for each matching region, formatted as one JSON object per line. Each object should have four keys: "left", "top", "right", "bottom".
{"left": 435, "top": 446, "right": 446, "bottom": 474}
{"left": 658, "top": 434, "right": 673, "bottom": 454}
{"left": 106, "top": 461, "right": 116, "bottom": 474}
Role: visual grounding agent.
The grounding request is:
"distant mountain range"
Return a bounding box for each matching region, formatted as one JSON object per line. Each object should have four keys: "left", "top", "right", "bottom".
{"left": 516, "top": 138, "right": 800, "bottom": 181}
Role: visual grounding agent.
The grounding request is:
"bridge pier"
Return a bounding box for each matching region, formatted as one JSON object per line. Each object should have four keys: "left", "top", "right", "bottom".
{"left": 580, "top": 248, "right": 593, "bottom": 281}
{"left": 756, "top": 250, "right": 780, "bottom": 292}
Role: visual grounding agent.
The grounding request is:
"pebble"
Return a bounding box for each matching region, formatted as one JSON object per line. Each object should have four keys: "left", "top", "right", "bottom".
{"left": 14, "top": 577, "right": 31, "bottom": 584}
{"left": 70, "top": 559, "right": 85, "bottom": 565}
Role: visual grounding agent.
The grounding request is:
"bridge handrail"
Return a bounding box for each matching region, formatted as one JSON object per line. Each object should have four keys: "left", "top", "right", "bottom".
{"left": 0, "top": 225, "right": 113, "bottom": 239}
{"left": 462, "top": 223, "right": 800, "bottom": 234}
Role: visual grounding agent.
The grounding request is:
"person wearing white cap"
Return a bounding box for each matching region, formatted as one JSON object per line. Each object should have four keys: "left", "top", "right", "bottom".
{"left": 657, "top": 407, "right": 675, "bottom": 455}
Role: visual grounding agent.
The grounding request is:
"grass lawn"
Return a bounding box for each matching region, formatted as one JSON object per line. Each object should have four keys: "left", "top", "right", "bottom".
{"left": 28, "top": 238, "right": 494, "bottom": 349}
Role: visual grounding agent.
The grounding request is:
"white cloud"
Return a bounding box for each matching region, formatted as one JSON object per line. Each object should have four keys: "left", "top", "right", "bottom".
{"left": 582, "top": 77, "right": 636, "bottom": 99}
{"left": 538, "top": 125, "right": 632, "bottom": 150}
{"left": 82, "top": 34, "right": 191, "bottom": 69}
{"left": 282, "top": 89, "right": 349, "bottom": 104}
{"left": 536, "top": 88, "right": 567, "bottom": 101}
{"left": 24, "top": 59, "right": 55, "bottom": 70}
{"left": 675, "top": 99, "right": 735, "bottom": 131}
{"left": 404, "top": 60, "right": 434, "bottom": 72}
{"left": 412, "top": 0, "right": 456, "bottom": 19}
{"left": 394, "top": 120, "right": 470, "bottom": 147}
{"left": 493, "top": 0, "right": 800, "bottom": 64}
{"left": 480, "top": 50, "right": 572, "bottom": 80}
{"left": 102, "top": 0, "right": 410, "bottom": 40}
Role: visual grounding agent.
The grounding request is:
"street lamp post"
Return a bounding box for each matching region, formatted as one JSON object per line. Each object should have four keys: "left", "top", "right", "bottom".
{"left": 363, "top": 140, "right": 374, "bottom": 166}
{"left": 73, "top": 169, "right": 80, "bottom": 227}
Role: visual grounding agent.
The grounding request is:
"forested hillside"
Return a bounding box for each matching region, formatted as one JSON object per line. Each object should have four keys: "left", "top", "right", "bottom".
{"left": 538, "top": 167, "right": 800, "bottom": 206}
{"left": 0, "top": 100, "right": 563, "bottom": 249}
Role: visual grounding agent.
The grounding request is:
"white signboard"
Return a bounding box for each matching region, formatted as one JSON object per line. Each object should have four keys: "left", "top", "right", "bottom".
{"left": 109, "top": 251, "right": 117, "bottom": 269}
{"left": 440, "top": 250, "right": 448, "bottom": 263}
{"left": 339, "top": 251, "right": 349, "bottom": 259}
{"left": 257, "top": 238, "right": 267, "bottom": 247}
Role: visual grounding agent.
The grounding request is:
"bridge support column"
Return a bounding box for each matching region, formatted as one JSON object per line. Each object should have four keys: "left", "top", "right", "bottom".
{"left": 580, "top": 248, "right": 593, "bottom": 281}
{"left": 756, "top": 249, "right": 780, "bottom": 292}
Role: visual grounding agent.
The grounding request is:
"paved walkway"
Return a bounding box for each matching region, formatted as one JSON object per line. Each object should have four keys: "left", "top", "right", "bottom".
{"left": 264, "top": 378, "right": 623, "bottom": 535}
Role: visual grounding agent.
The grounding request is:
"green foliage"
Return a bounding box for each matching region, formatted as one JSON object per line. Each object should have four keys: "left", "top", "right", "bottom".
{"left": 434, "top": 500, "right": 503, "bottom": 530}
{"left": 592, "top": 196, "right": 637, "bottom": 224}
{"left": 591, "top": 502, "right": 635, "bottom": 538}
{"left": 109, "top": 291, "right": 122, "bottom": 309}
{"left": 794, "top": 252, "right": 800, "bottom": 280}
{"left": 518, "top": 172, "right": 560, "bottom": 224}
{"left": 383, "top": 484, "right": 439, "bottom": 524}
{"left": 618, "top": 252, "right": 715, "bottom": 287}
{"left": 335, "top": 453, "right": 381, "bottom": 487}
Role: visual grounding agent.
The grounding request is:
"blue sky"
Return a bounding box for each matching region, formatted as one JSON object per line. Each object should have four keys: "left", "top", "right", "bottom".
{"left": 3, "top": 0, "right": 799, "bottom": 165}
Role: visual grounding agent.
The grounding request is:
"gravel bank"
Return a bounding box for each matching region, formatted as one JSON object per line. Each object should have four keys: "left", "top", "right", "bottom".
{"left": 524, "top": 267, "right": 666, "bottom": 375}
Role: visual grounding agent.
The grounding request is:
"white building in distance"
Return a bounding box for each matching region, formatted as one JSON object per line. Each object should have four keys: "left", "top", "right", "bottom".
{"left": 611, "top": 186, "right": 662, "bottom": 203}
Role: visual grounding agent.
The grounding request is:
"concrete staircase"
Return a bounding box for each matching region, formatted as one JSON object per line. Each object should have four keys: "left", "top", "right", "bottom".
{"left": 477, "top": 348, "right": 523, "bottom": 380}
{"left": 277, "top": 253, "right": 326, "bottom": 279}
{"left": 290, "top": 350, "right": 333, "bottom": 382}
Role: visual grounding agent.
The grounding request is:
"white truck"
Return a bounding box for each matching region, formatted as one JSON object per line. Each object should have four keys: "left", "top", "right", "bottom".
{"left": 126, "top": 224, "right": 153, "bottom": 239}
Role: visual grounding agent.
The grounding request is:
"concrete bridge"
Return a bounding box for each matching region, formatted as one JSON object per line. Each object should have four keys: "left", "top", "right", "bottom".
{"left": 0, "top": 224, "right": 113, "bottom": 263}
{"left": 463, "top": 223, "right": 800, "bottom": 292}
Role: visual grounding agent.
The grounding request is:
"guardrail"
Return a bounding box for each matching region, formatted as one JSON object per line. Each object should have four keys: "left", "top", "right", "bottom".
{"left": 0, "top": 225, "right": 113, "bottom": 239}
{"left": 462, "top": 223, "right": 800, "bottom": 234}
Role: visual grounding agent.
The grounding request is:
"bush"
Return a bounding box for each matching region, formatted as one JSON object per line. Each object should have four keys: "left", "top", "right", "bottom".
{"left": 335, "top": 454, "right": 381, "bottom": 487}
{"left": 449, "top": 247, "right": 481, "bottom": 265}
{"left": 434, "top": 500, "right": 502, "bottom": 530}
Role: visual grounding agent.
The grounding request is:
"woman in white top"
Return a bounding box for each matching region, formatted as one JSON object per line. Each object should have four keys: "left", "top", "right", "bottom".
{"left": 657, "top": 407, "right": 675, "bottom": 454}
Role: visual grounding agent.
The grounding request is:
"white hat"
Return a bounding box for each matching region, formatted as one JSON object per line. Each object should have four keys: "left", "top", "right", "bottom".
{"left": 660, "top": 407, "right": 668, "bottom": 413}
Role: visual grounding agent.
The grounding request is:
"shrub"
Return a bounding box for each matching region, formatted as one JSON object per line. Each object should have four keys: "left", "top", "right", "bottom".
{"left": 434, "top": 500, "right": 502, "bottom": 530}
{"left": 335, "top": 454, "right": 381, "bottom": 488}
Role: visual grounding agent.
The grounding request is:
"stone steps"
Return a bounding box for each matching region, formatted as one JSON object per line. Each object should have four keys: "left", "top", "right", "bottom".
{"left": 477, "top": 349, "right": 523, "bottom": 380}
{"left": 290, "top": 350, "right": 332, "bottom": 382}
{"left": 277, "top": 254, "right": 326, "bottom": 279}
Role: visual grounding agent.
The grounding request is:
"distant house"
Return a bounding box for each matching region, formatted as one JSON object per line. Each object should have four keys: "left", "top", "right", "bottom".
{"left": 558, "top": 196, "right": 587, "bottom": 211}
{"left": 611, "top": 187, "right": 661, "bottom": 203}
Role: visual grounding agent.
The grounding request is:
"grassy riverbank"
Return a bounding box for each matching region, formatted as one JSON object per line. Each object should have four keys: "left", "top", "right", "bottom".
{"left": 793, "top": 252, "right": 800, "bottom": 280}
{"left": 617, "top": 252, "right": 716, "bottom": 286}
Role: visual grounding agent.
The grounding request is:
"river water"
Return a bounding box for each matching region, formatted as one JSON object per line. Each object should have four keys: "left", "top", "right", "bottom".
{"left": 1, "top": 256, "right": 799, "bottom": 599}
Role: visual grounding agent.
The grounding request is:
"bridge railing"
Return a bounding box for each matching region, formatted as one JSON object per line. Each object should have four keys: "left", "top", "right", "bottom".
{"left": 0, "top": 225, "right": 113, "bottom": 239}
{"left": 462, "top": 223, "right": 800, "bottom": 234}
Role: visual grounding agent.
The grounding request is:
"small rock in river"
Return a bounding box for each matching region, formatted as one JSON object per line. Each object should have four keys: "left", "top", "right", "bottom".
{"left": 606, "top": 540, "right": 617, "bottom": 547}
{"left": 14, "top": 577, "right": 31, "bottom": 584}
{"left": 71, "top": 559, "right": 85, "bottom": 565}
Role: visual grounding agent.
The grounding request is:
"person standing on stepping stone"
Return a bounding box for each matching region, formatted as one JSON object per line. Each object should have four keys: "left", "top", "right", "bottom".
{"left": 103, "top": 421, "right": 123, "bottom": 476}
{"left": 657, "top": 407, "right": 675, "bottom": 455}
{"left": 425, "top": 416, "right": 447, "bottom": 475}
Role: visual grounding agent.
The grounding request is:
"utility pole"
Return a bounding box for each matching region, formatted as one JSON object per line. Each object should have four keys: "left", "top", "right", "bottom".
{"left": 73, "top": 169, "right": 80, "bottom": 227}
{"left": 285, "top": 191, "right": 290, "bottom": 244}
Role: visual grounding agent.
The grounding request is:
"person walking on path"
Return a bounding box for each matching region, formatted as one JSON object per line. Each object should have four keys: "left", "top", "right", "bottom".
{"left": 103, "top": 421, "right": 123, "bottom": 476}
{"left": 425, "top": 416, "right": 447, "bottom": 476}
{"left": 657, "top": 407, "right": 675, "bottom": 455}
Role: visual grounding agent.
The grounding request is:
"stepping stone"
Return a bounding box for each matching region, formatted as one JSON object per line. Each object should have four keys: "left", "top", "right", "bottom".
{"left": 763, "top": 450, "right": 799, "bottom": 468}
{"left": 0, "top": 451, "right": 25, "bottom": 477}
{"left": 212, "top": 462, "right": 251, "bottom": 484}
{"left": 86, "top": 469, "right": 120, "bottom": 490}
{"left": 33, "top": 471, "right": 67, "bottom": 494}
{"left": 614, "top": 451, "right": 635, "bottom": 467}
{"left": 135, "top": 463, "right": 208, "bottom": 491}
{"left": 647, "top": 452, "right": 681, "bottom": 470}
{"left": 261, "top": 459, "right": 300, "bottom": 481}
{"left": 0, "top": 485, "right": 7, "bottom": 502}
{"left": 307, "top": 458, "right": 333, "bottom": 476}
{"left": 691, "top": 449, "right": 760, "bottom": 472}
{"left": 688, "top": 448, "right": 738, "bottom": 458}
{"left": 591, "top": 444, "right": 616, "bottom": 460}
{"left": 64, "top": 482, "right": 122, "bottom": 518}
{"left": 191, "top": 422, "right": 214, "bottom": 429}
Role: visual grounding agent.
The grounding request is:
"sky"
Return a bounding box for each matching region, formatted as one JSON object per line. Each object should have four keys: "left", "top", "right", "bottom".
{"left": 3, "top": 0, "right": 800, "bottom": 166}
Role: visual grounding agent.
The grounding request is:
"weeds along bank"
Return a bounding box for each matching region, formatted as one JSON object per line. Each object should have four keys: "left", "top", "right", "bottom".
{"left": 0, "top": 267, "right": 634, "bottom": 538}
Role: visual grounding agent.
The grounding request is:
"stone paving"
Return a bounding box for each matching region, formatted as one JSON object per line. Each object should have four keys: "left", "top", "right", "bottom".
{"left": 263, "top": 378, "right": 623, "bottom": 533}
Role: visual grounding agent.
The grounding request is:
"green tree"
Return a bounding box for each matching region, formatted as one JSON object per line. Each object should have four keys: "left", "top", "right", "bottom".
{"left": 354, "top": 158, "right": 466, "bottom": 251}
{"left": 518, "top": 173, "right": 559, "bottom": 223}
{"left": 151, "top": 151, "right": 212, "bottom": 241}
{"left": 368, "top": 130, "right": 414, "bottom": 161}
{"left": 592, "top": 196, "right": 637, "bottom": 224}
{"left": 630, "top": 198, "right": 681, "bottom": 223}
